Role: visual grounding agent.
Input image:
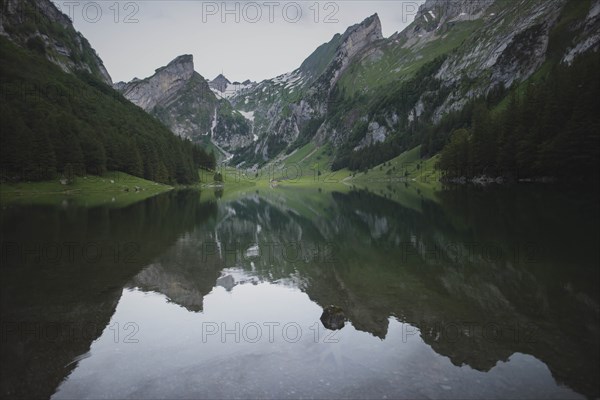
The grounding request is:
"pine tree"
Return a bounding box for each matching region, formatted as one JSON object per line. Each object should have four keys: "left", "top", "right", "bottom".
{"left": 56, "top": 127, "right": 85, "bottom": 175}
{"left": 496, "top": 92, "right": 519, "bottom": 178}
{"left": 126, "top": 139, "right": 144, "bottom": 177}
{"left": 29, "top": 130, "right": 57, "bottom": 180}
{"left": 156, "top": 161, "right": 169, "bottom": 183}
{"left": 80, "top": 134, "right": 107, "bottom": 175}
{"left": 439, "top": 128, "right": 470, "bottom": 177}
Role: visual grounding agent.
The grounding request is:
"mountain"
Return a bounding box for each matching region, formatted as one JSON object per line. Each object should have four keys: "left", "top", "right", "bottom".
{"left": 208, "top": 74, "right": 254, "bottom": 101}
{"left": 114, "top": 55, "right": 217, "bottom": 142}
{"left": 0, "top": 0, "right": 112, "bottom": 84}
{"left": 0, "top": 0, "right": 212, "bottom": 184}
{"left": 227, "top": 0, "right": 599, "bottom": 177}
{"left": 115, "top": 58, "right": 253, "bottom": 153}
{"left": 121, "top": 188, "right": 599, "bottom": 398}
{"left": 2, "top": 0, "right": 597, "bottom": 181}
{"left": 229, "top": 13, "right": 384, "bottom": 165}
{"left": 208, "top": 73, "right": 231, "bottom": 92}
{"left": 0, "top": 192, "right": 216, "bottom": 399}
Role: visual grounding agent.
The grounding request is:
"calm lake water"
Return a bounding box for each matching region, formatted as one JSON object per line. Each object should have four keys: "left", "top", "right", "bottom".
{"left": 1, "top": 185, "right": 598, "bottom": 399}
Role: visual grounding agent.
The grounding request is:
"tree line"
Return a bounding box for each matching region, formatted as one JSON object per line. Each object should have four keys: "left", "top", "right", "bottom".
{"left": 0, "top": 37, "right": 216, "bottom": 184}
{"left": 330, "top": 56, "right": 448, "bottom": 172}
{"left": 437, "top": 51, "right": 599, "bottom": 180}
{"left": 329, "top": 47, "right": 598, "bottom": 180}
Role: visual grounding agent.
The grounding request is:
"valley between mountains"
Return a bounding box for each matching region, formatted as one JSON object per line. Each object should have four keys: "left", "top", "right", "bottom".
{"left": 1, "top": 0, "right": 599, "bottom": 199}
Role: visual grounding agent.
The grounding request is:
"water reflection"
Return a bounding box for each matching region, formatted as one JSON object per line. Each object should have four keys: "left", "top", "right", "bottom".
{"left": 0, "top": 190, "right": 217, "bottom": 399}
{"left": 54, "top": 284, "right": 582, "bottom": 400}
{"left": 1, "top": 185, "right": 598, "bottom": 399}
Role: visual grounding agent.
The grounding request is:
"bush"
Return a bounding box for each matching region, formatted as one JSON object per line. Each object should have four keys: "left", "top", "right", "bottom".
{"left": 26, "top": 36, "right": 46, "bottom": 54}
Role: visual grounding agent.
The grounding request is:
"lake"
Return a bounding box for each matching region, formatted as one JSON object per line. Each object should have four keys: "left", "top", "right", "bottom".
{"left": 1, "top": 184, "right": 598, "bottom": 399}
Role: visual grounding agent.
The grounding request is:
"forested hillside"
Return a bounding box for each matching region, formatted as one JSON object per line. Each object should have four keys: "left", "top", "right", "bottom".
{"left": 437, "top": 52, "right": 600, "bottom": 180}
{"left": 227, "top": 0, "right": 599, "bottom": 181}
{"left": 0, "top": 37, "right": 215, "bottom": 184}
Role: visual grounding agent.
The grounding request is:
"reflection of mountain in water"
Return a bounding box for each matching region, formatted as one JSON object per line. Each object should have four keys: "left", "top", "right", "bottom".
{"left": 130, "top": 187, "right": 599, "bottom": 399}
{"left": 0, "top": 191, "right": 217, "bottom": 399}
{"left": 3, "top": 185, "right": 597, "bottom": 399}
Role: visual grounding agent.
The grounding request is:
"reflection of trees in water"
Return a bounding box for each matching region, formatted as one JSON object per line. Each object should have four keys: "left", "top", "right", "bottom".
{"left": 332, "top": 188, "right": 598, "bottom": 398}
{"left": 139, "top": 187, "right": 598, "bottom": 398}
{"left": 336, "top": 188, "right": 599, "bottom": 399}
{"left": 214, "top": 187, "right": 224, "bottom": 199}
{"left": 7, "top": 185, "right": 595, "bottom": 398}
{"left": 0, "top": 190, "right": 218, "bottom": 399}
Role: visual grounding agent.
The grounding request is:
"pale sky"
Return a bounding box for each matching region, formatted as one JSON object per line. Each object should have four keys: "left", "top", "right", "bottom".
{"left": 52, "top": 1, "right": 425, "bottom": 83}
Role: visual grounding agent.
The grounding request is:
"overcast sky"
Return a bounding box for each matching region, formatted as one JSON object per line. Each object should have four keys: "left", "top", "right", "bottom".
{"left": 52, "top": 1, "right": 425, "bottom": 83}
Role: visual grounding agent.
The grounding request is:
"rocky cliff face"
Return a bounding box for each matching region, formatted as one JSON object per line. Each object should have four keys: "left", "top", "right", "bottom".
{"left": 115, "top": 55, "right": 252, "bottom": 150}
{"left": 385, "top": 0, "right": 600, "bottom": 125}
{"left": 230, "top": 14, "right": 384, "bottom": 164}
{"left": 0, "top": 0, "right": 112, "bottom": 84}
{"left": 115, "top": 55, "right": 197, "bottom": 111}
{"left": 316, "top": 13, "right": 384, "bottom": 91}
{"left": 430, "top": 0, "right": 566, "bottom": 119}
{"left": 228, "top": 0, "right": 600, "bottom": 168}
{"left": 563, "top": 0, "right": 600, "bottom": 63}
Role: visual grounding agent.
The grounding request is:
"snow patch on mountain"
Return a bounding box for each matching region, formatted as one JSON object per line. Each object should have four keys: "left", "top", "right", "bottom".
{"left": 238, "top": 110, "right": 255, "bottom": 122}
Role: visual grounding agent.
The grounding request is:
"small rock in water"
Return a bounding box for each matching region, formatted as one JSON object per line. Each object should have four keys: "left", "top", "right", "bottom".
{"left": 320, "top": 305, "right": 346, "bottom": 330}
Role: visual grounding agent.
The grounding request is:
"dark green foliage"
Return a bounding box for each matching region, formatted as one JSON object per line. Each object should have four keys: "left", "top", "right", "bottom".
{"left": 230, "top": 144, "right": 260, "bottom": 167}
{"left": 79, "top": 133, "right": 106, "bottom": 175}
{"left": 330, "top": 56, "right": 448, "bottom": 171}
{"left": 437, "top": 52, "right": 600, "bottom": 180}
{"left": 29, "top": 129, "right": 57, "bottom": 180}
{"left": 214, "top": 101, "right": 251, "bottom": 139}
{"left": 437, "top": 128, "right": 470, "bottom": 176}
{"left": 332, "top": 130, "right": 417, "bottom": 172}
{"left": 26, "top": 36, "right": 45, "bottom": 55}
{"left": 546, "top": 0, "right": 593, "bottom": 61}
{"left": 192, "top": 146, "right": 216, "bottom": 171}
{"left": 286, "top": 117, "right": 325, "bottom": 154}
{"left": 1, "top": 0, "right": 107, "bottom": 82}
{"left": 54, "top": 128, "right": 85, "bottom": 173}
{"left": 265, "top": 134, "right": 288, "bottom": 159}
{"left": 421, "top": 101, "right": 475, "bottom": 157}
{"left": 0, "top": 37, "right": 208, "bottom": 184}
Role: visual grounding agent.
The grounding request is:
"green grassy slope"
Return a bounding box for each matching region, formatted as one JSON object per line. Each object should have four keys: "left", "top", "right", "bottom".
{"left": 0, "top": 172, "right": 173, "bottom": 207}
{"left": 338, "top": 19, "right": 483, "bottom": 96}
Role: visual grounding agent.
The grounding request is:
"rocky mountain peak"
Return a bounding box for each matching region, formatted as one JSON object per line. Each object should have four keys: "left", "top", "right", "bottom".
{"left": 168, "top": 54, "right": 194, "bottom": 68}
{"left": 115, "top": 57, "right": 252, "bottom": 149}
{"left": 209, "top": 74, "right": 232, "bottom": 92}
{"left": 342, "top": 13, "right": 383, "bottom": 46}
{"left": 393, "top": 0, "right": 494, "bottom": 46}
{"left": 0, "top": 0, "right": 112, "bottom": 84}
{"left": 115, "top": 54, "right": 201, "bottom": 112}
{"left": 417, "top": 0, "right": 494, "bottom": 20}
{"left": 153, "top": 54, "right": 195, "bottom": 81}
{"left": 213, "top": 73, "right": 230, "bottom": 82}
{"left": 319, "top": 13, "right": 383, "bottom": 90}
